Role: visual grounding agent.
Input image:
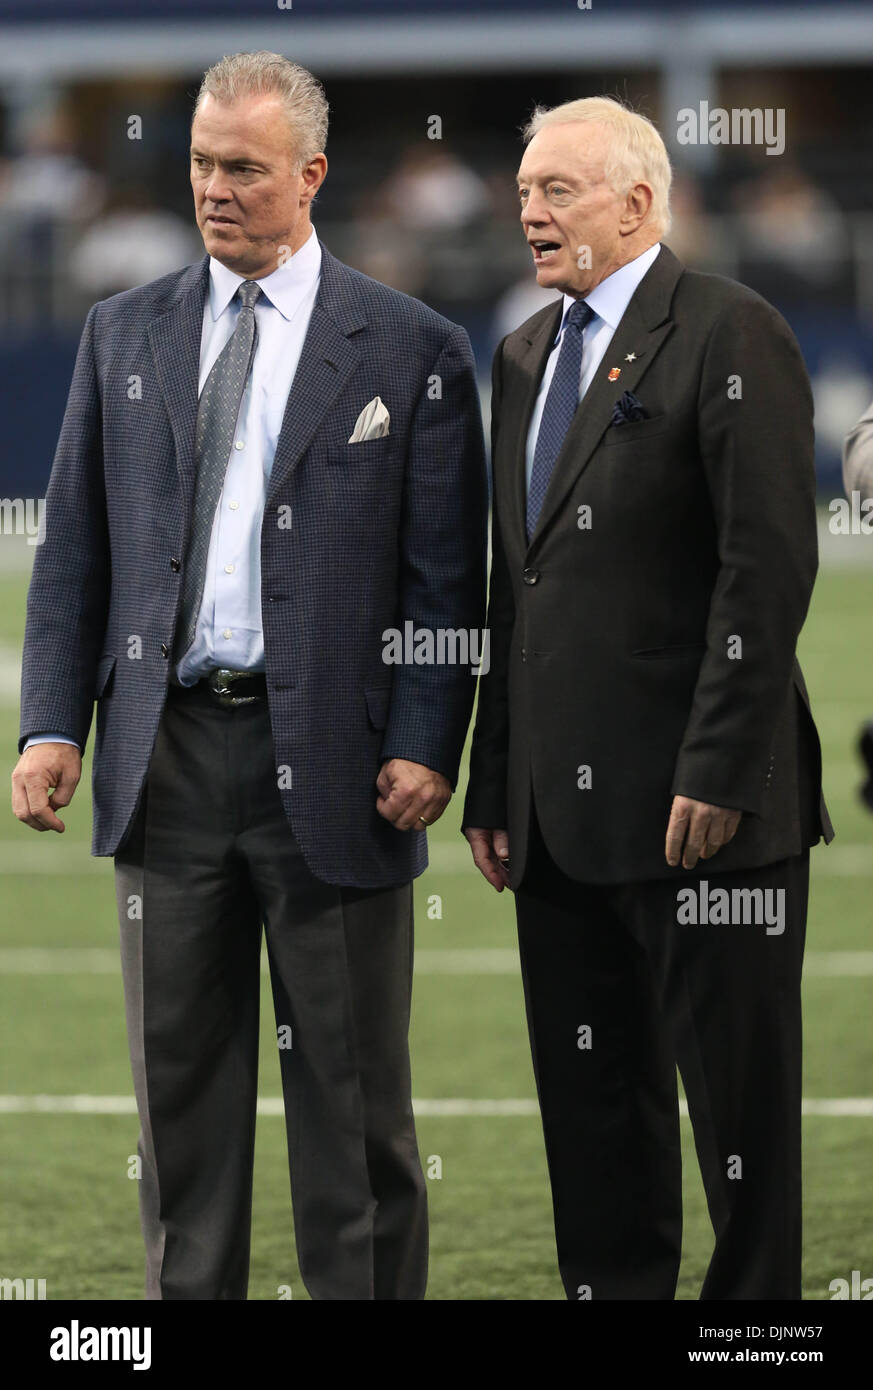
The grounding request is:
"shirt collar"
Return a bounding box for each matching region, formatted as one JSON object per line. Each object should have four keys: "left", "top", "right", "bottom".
{"left": 557, "top": 242, "right": 661, "bottom": 339}
{"left": 207, "top": 224, "right": 322, "bottom": 322}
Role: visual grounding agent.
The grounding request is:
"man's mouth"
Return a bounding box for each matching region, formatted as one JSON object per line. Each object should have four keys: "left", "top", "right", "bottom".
{"left": 206, "top": 215, "right": 237, "bottom": 226}
{"left": 530, "top": 240, "right": 561, "bottom": 263}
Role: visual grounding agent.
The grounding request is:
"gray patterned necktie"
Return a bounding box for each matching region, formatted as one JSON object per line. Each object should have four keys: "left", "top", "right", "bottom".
{"left": 174, "top": 278, "right": 262, "bottom": 662}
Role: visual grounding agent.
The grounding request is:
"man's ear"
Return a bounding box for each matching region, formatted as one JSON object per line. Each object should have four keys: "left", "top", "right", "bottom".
{"left": 299, "top": 154, "right": 328, "bottom": 205}
{"left": 620, "top": 181, "right": 654, "bottom": 235}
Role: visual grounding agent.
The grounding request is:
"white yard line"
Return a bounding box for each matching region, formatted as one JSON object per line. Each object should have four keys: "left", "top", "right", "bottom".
{"left": 0, "top": 1095, "right": 871, "bottom": 1118}
{"left": 1, "top": 947, "right": 873, "bottom": 976}
{"left": 0, "top": 841, "right": 872, "bottom": 877}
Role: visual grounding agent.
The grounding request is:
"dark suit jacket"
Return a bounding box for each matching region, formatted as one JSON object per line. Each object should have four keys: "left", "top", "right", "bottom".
{"left": 463, "top": 244, "right": 833, "bottom": 886}
{"left": 19, "top": 243, "right": 488, "bottom": 887}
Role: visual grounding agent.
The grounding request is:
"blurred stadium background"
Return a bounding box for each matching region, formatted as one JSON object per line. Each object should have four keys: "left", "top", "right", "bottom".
{"left": 0, "top": 0, "right": 872, "bottom": 1300}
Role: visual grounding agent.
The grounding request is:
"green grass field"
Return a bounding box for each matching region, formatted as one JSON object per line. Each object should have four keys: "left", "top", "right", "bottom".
{"left": 1, "top": 532, "right": 871, "bottom": 1301}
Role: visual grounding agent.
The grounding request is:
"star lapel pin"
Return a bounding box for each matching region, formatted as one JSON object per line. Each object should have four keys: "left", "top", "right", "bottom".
{"left": 624, "top": 352, "right": 637, "bottom": 362}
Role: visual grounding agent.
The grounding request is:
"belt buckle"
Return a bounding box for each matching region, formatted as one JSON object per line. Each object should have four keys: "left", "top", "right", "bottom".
{"left": 208, "top": 668, "right": 259, "bottom": 708}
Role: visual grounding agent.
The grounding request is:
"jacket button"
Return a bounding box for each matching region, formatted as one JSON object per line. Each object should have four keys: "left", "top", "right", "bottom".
{"left": 160, "top": 643, "right": 169, "bottom": 658}
{"left": 521, "top": 647, "right": 526, "bottom": 662}
{"left": 523, "top": 568, "right": 540, "bottom": 585}
{"left": 170, "top": 557, "right": 181, "bottom": 572}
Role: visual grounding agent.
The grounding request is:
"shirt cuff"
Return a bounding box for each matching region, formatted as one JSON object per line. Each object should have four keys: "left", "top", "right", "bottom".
{"left": 23, "top": 734, "right": 80, "bottom": 751}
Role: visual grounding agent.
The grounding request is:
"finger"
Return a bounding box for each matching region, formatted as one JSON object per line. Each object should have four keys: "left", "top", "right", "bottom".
{"left": 701, "top": 809, "right": 741, "bottom": 858}
{"left": 10, "top": 776, "right": 33, "bottom": 826}
{"left": 723, "top": 811, "right": 742, "bottom": 845}
{"left": 493, "top": 828, "right": 510, "bottom": 868}
{"left": 376, "top": 782, "right": 417, "bottom": 826}
{"left": 376, "top": 795, "right": 406, "bottom": 825}
{"left": 11, "top": 766, "right": 57, "bottom": 831}
{"left": 682, "top": 810, "right": 710, "bottom": 869}
{"left": 665, "top": 801, "right": 691, "bottom": 867}
{"left": 22, "top": 775, "right": 66, "bottom": 832}
{"left": 396, "top": 795, "right": 446, "bottom": 833}
{"left": 48, "top": 767, "right": 80, "bottom": 810}
{"left": 470, "top": 836, "right": 505, "bottom": 890}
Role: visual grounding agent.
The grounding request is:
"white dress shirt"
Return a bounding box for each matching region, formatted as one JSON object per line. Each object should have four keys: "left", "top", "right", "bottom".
{"left": 524, "top": 242, "right": 661, "bottom": 493}
{"left": 25, "top": 227, "right": 322, "bottom": 750}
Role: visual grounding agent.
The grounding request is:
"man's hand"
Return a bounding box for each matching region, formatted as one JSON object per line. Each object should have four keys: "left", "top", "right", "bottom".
{"left": 376, "top": 759, "right": 451, "bottom": 831}
{"left": 11, "top": 743, "right": 82, "bottom": 833}
{"left": 464, "top": 827, "right": 510, "bottom": 891}
{"left": 665, "top": 795, "right": 742, "bottom": 870}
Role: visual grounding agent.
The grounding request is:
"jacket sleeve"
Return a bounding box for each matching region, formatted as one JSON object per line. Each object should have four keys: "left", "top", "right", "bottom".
{"left": 670, "top": 293, "right": 818, "bottom": 814}
{"left": 379, "top": 323, "right": 489, "bottom": 788}
{"left": 18, "top": 303, "right": 110, "bottom": 755}
{"left": 462, "top": 337, "right": 515, "bottom": 829}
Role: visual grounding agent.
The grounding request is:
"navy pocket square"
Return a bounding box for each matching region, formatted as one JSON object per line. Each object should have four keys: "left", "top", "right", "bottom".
{"left": 611, "top": 391, "right": 648, "bottom": 426}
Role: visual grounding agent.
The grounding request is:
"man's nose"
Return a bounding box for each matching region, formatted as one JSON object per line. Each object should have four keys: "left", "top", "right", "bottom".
{"left": 521, "top": 196, "right": 547, "bottom": 229}
{"left": 203, "top": 172, "right": 233, "bottom": 204}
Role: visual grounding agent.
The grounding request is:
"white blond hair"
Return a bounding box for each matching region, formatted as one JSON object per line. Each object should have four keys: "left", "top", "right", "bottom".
{"left": 523, "top": 96, "right": 672, "bottom": 236}
{"left": 193, "top": 51, "right": 328, "bottom": 170}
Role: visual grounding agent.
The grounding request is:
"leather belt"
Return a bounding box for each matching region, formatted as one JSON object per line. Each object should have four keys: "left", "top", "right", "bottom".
{"left": 172, "top": 668, "right": 268, "bottom": 708}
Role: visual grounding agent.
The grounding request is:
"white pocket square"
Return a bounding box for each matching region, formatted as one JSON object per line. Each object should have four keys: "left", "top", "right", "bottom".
{"left": 348, "top": 396, "right": 390, "bottom": 443}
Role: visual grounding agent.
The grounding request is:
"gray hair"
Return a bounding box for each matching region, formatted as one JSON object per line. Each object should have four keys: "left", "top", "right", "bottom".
{"left": 523, "top": 96, "right": 672, "bottom": 237}
{"left": 193, "top": 51, "right": 328, "bottom": 170}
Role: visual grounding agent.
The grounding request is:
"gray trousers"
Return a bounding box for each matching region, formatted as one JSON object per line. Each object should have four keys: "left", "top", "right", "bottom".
{"left": 113, "top": 680, "right": 428, "bottom": 1300}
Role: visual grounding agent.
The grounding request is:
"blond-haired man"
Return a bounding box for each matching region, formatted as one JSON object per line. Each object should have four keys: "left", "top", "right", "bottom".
{"left": 464, "top": 97, "right": 831, "bottom": 1300}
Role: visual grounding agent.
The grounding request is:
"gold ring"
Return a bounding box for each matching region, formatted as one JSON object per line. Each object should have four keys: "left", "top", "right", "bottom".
{"left": 418, "top": 816, "right": 429, "bottom": 826}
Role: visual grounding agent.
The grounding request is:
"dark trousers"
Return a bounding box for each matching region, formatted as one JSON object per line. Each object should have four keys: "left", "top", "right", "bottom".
{"left": 113, "top": 681, "right": 427, "bottom": 1300}
{"left": 515, "top": 806, "right": 809, "bottom": 1301}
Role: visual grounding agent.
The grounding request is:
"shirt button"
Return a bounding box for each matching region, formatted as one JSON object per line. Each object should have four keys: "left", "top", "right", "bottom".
{"left": 222, "top": 628, "right": 232, "bottom": 639}
{"left": 224, "top": 563, "right": 235, "bottom": 574}
{"left": 160, "top": 643, "right": 169, "bottom": 658}
{"left": 234, "top": 441, "right": 244, "bottom": 450}
{"left": 169, "top": 557, "right": 180, "bottom": 572}
{"left": 228, "top": 500, "right": 239, "bottom": 510}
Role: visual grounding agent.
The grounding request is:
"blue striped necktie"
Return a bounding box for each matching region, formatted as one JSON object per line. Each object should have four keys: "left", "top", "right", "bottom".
{"left": 526, "top": 298, "right": 594, "bottom": 542}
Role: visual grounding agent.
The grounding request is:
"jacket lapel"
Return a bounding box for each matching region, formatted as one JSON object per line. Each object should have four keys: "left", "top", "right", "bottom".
{"left": 527, "top": 244, "right": 684, "bottom": 552}
{"left": 501, "top": 300, "right": 563, "bottom": 552}
{"left": 147, "top": 257, "right": 210, "bottom": 509}
{"left": 266, "top": 243, "right": 365, "bottom": 506}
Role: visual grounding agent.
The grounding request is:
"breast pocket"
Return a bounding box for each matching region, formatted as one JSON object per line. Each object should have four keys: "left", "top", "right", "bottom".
{"left": 328, "top": 436, "right": 397, "bottom": 465}
{"left": 602, "top": 414, "right": 669, "bottom": 447}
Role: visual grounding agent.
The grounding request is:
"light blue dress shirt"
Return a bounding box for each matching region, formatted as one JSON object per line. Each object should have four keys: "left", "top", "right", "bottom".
{"left": 524, "top": 242, "right": 661, "bottom": 493}
{"left": 25, "top": 227, "right": 322, "bottom": 751}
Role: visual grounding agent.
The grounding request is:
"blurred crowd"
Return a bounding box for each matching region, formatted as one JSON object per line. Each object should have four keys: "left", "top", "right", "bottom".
{"left": 0, "top": 88, "right": 867, "bottom": 348}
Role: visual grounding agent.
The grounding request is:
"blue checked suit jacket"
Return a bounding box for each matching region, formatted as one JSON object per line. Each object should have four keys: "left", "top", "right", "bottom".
{"left": 19, "top": 243, "right": 488, "bottom": 887}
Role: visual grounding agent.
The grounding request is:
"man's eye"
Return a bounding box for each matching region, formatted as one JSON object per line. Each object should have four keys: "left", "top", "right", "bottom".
{"left": 550, "top": 187, "right": 569, "bottom": 197}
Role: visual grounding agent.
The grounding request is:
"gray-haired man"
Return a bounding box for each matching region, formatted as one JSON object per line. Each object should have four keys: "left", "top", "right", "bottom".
{"left": 15, "top": 52, "right": 487, "bottom": 1300}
